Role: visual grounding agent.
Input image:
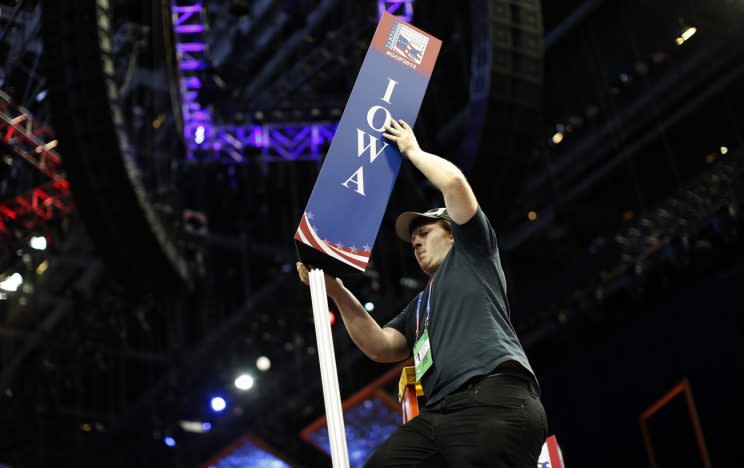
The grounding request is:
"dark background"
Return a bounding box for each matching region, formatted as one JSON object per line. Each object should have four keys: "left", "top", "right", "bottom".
{"left": 0, "top": 0, "right": 742, "bottom": 466}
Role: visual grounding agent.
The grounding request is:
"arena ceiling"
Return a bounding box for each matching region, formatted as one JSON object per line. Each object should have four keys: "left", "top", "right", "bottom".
{"left": 0, "top": 0, "right": 742, "bottom": 466}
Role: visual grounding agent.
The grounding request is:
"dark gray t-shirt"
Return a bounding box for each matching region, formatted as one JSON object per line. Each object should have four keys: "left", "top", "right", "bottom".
{"left": 384, "top": 206, "right": 535, "bottom": 406}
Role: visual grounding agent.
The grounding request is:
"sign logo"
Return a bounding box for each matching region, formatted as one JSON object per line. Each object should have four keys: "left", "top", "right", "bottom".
{"left": 385, "top": 22, "right": 429, "bottom": 65}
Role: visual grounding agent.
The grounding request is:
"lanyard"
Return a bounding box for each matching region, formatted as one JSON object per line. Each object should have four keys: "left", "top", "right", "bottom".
{"left": 415, "top": 274, "right": 436, "bottom": 340}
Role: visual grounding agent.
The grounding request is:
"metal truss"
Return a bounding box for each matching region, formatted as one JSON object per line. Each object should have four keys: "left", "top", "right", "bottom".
{"left": 170, "top": 1, "right": 414, "bottom": 163}
{"left": 522, "top": 150, "right": 742, "bottom": 347}
{"left": 171, "top": 0, "right": 213, "bottom": 158}
{"left": 0, "top": 90, "right": 72, "bottom": 237}
{"left": 613, "top": 153, "right": 740, "bottom": 268}
{"left": 0, "top": 90, "right": 63, "bottom": 180}
{"left": 0, "top": 178, "right": 73, "bottom": 236}
{"left": 505, "top": 50, "right": 744, "bottom": 250}
{"left": 209, "top": 122, "right": 338, "bottom": 162}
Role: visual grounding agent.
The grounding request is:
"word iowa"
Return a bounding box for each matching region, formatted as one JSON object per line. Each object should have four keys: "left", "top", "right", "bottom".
{"left": 341, "top": 77, "right": 399, "bottom": 196}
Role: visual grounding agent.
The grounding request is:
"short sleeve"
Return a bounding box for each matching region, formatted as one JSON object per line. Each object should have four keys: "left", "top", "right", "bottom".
{"left": 384, "top": 300, "right": 413, "bottom": 348}
{"left": 451, "top": 205, "right": 499, "bottom": 258}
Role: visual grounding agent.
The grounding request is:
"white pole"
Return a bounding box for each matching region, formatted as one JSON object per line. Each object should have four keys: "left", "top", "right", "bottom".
{"left": 309, "top": 269, "right": 350, "bottom": 468}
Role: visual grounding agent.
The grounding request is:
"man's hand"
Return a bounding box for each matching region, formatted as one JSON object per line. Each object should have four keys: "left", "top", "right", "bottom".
{"left": 383, "top": 119, "right": 420, "bottom": 160}
{"left": 296, "top": 262, "right": 343, "bottom": 297}
{"left": 296, "top": 263, "right": 409, "bottom": 363}
{"left": 384, "top": 118, "right": 478, "bottom": 226}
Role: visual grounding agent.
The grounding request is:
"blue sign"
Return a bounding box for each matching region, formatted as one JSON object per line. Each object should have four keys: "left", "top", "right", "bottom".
{"left": 295, "top": 13, "right": 441, "bottom": 273}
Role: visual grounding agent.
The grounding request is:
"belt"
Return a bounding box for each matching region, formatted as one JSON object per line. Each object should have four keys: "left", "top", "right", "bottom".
{"left": 460, "top": 364, "right": 537, "bottom": 393}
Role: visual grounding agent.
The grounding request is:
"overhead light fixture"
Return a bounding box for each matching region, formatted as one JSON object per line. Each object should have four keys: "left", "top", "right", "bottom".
{"left": 676, "top": 26, "right": 696, "bottom": 46}
{"left": 152, "top": 114, "right": 166, "bottom": 128}
{"left": 256, "top": 356, "right": 271, "bottom": 371}
{"left": 179, "top": 420, "right": 211, "bottom": 433}
{"left": 36, "top": 260, "right": 49, "bottom": 276}
{"left": 210, "top": 396, "right": 227, "bottom": 412}
{"left": 194, "top": 125, "right": 206, "bottom": 144}
{"left": 30, "top": 236, "right": 47, "bottom": 250}
{"left": 234, "top": 374, "right": 254, "bottom": 391}
{"left": 0, "top": 273, "right": 23, "bottom": 292}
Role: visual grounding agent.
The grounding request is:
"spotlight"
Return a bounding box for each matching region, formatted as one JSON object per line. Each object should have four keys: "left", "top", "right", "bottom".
{"left": 328, "top": 310, "right": 336, "bottom": 325}
{"left": 720, "top": 146, "right": 728, "bottom": 155}
{"left": 676, "top": 27, "right": 696, "bottom": 46}
{"left": 210, "top": 396, "right": 227, "bottom": 412}
{"left": 528, "top": 211, "right": 537, "bottom": 221}
{"left": 152, "top": 114, "right": 165, "bottom": 128}
{"left": 179, "top": 420, "right": 211, "bottom": 433}
{"left": 364, "top": 302, "right": 375, "bottom": 312}
{"left": 681, "top": 27, "right": 696, "bottom": 41}
{"left": 256, "top": 356, "right": 271, "bottom": 371}
{"left": 551, "top": 132, "right": 564, "bottom": 144}
{"left": 29, "top": 236, "right": 47, "bottom": 250}
{"left": 234, "top": 374, "right": 254, "bottom": 391}
{"left": 0, "top": 273, "right": 23, "bottom": 292}
{"left": 164, "top": 436, "right": 176, "bottom": 447}
{"left": 35, "top": 260, "right": 49, "bottom": 276}
{"left": 35, "top": 90, "right": 47, "bottom": 102}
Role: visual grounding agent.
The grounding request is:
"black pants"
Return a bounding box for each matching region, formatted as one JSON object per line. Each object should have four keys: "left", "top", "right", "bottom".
{"left": 364, "top": 371, "right": 547, "bottom": 468}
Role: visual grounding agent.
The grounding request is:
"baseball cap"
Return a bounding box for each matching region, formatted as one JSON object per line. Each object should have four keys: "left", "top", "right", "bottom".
{"left": 395, "top": 207, "right": 452, "bottom": 243}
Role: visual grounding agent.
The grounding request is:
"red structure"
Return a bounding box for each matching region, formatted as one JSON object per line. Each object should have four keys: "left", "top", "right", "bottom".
{"left": 640, "top": 378, "right": 712, "bottom": 468}
{"left": 0, "top": 90, "right": 73, "bottom": 236}
{"left": 0, "top": 179, "right": 73, "bottom": 235}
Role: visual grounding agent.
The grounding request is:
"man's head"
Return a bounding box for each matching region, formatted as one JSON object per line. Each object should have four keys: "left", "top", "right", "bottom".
{"left": 395, "top": 208, "right": 454, "bottom": 276}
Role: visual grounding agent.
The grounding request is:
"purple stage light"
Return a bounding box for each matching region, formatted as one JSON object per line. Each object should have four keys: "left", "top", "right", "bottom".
{"left": 171, "top": 1, "right": 213, "bottom": 158}
{"left": 210, "top": 122, "right": 338, "bottom": 162}
{"left": 378, "top": 0, "right": 414, "bottom": 22}
{"left": 169, "top": 2, "right": 411, "bottom": 163}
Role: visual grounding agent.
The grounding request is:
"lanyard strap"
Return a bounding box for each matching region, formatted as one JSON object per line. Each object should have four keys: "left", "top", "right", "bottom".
{"left": 415, "top": 275, "right": 436, "bottom": 340}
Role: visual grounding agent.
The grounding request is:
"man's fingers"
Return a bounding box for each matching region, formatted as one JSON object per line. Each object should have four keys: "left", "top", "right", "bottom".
{"left": 390, "top": 118, "right": 402, "bottom": 129}
{"left": 296, "top": 262, "right": 310, "bottom": 286}
{"left": 384, "top": 123, "right": 400, "bottom": 134}
{"left": 399, "top": 119, "right": 411, "bottom": 130}
{"left": 383, "top": 132, "right": 397, "bottom": 141}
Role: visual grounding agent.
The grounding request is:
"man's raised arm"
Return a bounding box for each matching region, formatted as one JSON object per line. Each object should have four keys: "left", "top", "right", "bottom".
{"left": 296, "top": 262, "right": 409, "bottom": 363}
{"left": 383, "top": 119, "right": 478, "bottom": 225}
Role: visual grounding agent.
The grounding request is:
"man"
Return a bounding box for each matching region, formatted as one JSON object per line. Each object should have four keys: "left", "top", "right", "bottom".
{"left": 296, "top": 119, "right": 547, "bottom": 467}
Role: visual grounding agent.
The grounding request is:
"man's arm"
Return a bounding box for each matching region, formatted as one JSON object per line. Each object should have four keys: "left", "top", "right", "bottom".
{"left": 296, "top": 263, "right": 410, "bottom": 363}
{"left": 383, "top": 119, "right": 477, "bottom": 225}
